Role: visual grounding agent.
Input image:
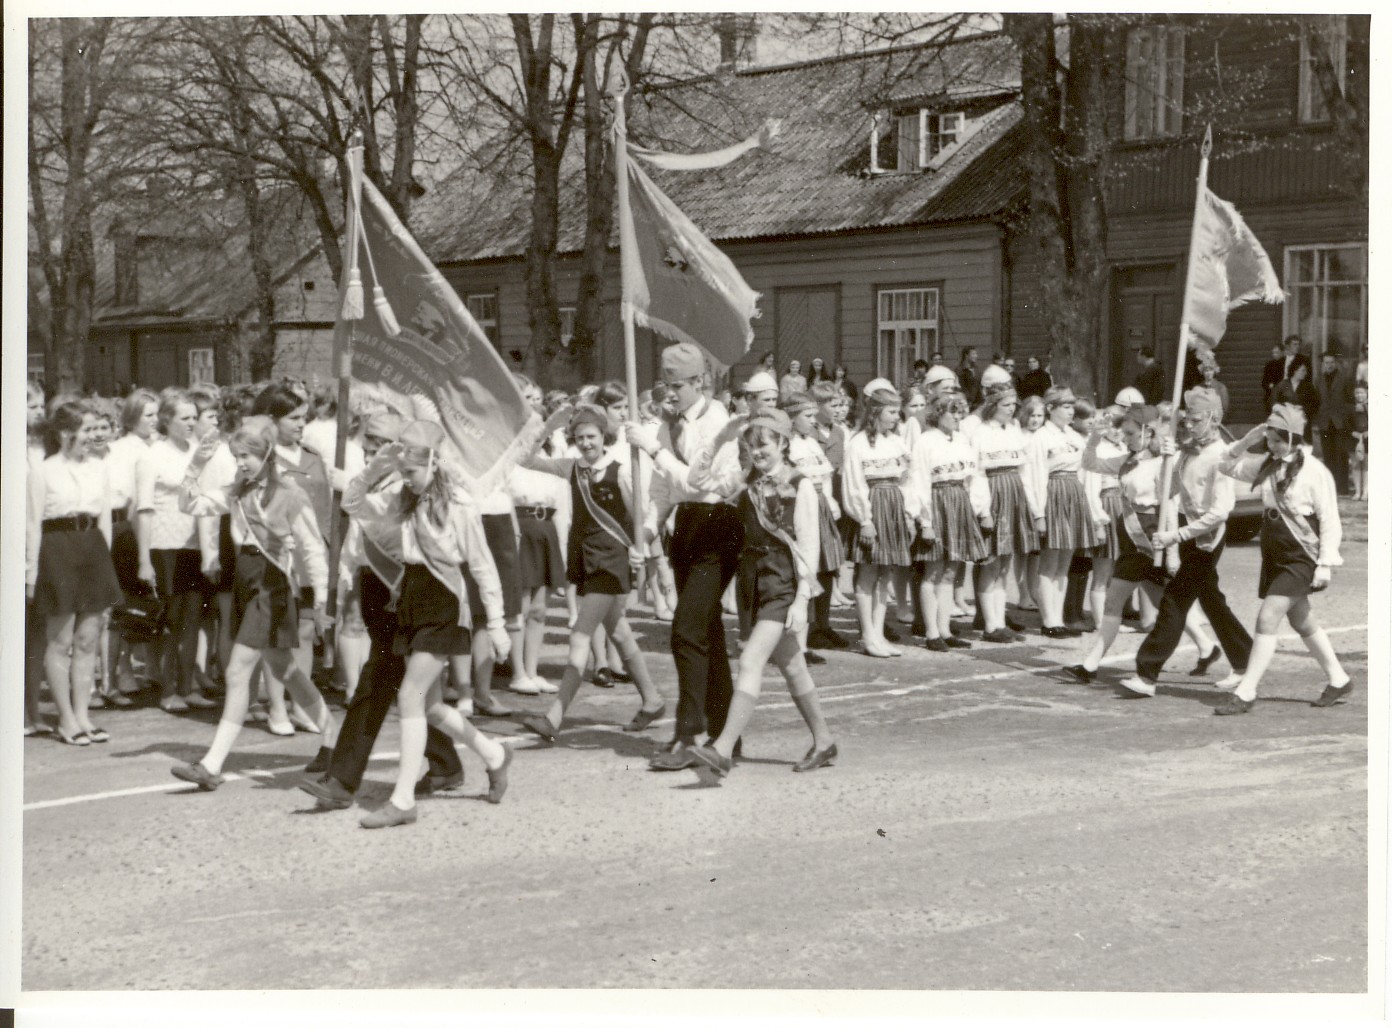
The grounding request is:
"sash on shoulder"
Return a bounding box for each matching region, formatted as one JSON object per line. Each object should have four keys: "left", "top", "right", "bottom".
{"left": 1270, "top": 492, "right": 1322, "bottom": 562}
{"left": 235, "top": 494, "right": 298, "bottom": 592}
{"left": 411, "top": 509, "right": 472, "bottom": 628}
{"left": 749, "top": 477, "right": 822, "bottom": 598}
{"left": 575, "top": 464, "right": 633, "bottom": 552}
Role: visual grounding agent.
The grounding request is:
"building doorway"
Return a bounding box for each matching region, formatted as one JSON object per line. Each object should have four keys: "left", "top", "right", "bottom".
{"left": 1110, "top": 263, "right": 1178, "bottom": 402}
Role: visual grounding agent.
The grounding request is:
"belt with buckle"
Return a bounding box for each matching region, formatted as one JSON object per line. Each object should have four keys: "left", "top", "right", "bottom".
{"left": 43, "top": 514, "right": 99, "bottom": 533}
{"left": 1264, "top": 508, "right": 1282, "bottom": 522}
{"left": 517, "top": 505, "right": 555, "bottom": 521}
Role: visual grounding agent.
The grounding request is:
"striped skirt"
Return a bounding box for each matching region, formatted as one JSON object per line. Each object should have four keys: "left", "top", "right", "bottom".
{"left": 1092, "top": 487, "right": 1125, "bottom": 560}
{"left": 1043, "top": 472, "right": 1101, "bottom": 553}
{"left": 985, "top": 467, "right": 1039, "bottom": 558}
{"left": 817, "top": 492, "right": 845, "bottom": 573}
{"left": 847, "top": 480, "right": 912, "bottom": 567}
{"left": 913, "top": 480, "right": 988, "bottom": 565}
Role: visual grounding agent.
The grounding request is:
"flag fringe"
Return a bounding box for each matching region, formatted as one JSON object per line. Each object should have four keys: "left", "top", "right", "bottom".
{"left": 627, "top": 303, "right": 754, "bottom": 366}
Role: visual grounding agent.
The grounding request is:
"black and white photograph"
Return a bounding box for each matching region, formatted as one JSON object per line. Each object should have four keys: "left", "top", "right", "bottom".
{"left": 2, "top": 4, "right": 1382, "bottom": 1022}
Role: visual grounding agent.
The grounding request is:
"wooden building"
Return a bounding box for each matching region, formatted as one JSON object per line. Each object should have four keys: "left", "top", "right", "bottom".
{"left": 422, "top": 18, "right": 1366, "bottom": 426}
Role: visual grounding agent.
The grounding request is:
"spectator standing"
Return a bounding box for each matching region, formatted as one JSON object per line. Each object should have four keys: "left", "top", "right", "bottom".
{"left": 779, "top": 360, "right": 807, "bottom": 402}
{"left": 957, "top": 347, "right": 981, "bottom": 407}
{"left": 832, "top": 364, "right": 858, "bottom": 404}
{"left": 1198, "top": 360, "right": 1230, "bottom": 418}
{"left": 1019, "top": 355, "right": 1051, "bottom": 399}
{"left": 1260, "top": 343, "right": 1286, "bottom": 411}
{"left": 1272, "top": 362, "right": 1319, "bottom": 444}
{"left": 806, "top": 357, "right": 832, "bottom": 387}
{"left": 1314, "top": 346, "right": 1354, "bottom": 494}
{"left": 1133, "top": 347, "right": 1165, "bottom": 406}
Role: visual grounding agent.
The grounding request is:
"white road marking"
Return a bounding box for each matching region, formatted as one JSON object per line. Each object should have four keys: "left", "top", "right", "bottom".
{"left": 23, "top": 624, "right": 1366, "bottom": 813}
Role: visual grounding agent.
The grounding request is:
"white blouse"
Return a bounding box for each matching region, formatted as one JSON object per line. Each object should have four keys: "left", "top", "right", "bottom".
{"left": 27, "top": 454, "right": 113, "bottom": 587}
{"left": 1220, "top": 445, "right": 1342, "bottom": 567}
{"left": 1024, "top": 422, "right": 1106, "bottom": 524}
{"left": 789, "top": 434, "right": 839, "bottom": 518}
{"left": 841, "top": 430, "right": 914, "bottom": 528}
{"left": 1082, "top": 435, "right": 1163, "bottom": 512}
{"left": 136, "top": 437, "right": 202, "bottom": 550}
{"left": 906, "top": 427, "right": 990, "bottom": 531}
{"left": 103, "top": 433, "right": 149, "bottom": 513}
{"left": 974, "top": 420, "right": 1044, "bottom": 520}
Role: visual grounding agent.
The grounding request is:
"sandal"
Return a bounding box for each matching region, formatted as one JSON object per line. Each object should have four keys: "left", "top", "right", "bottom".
{"left": 57, "top": 728, "right": 91, "bottom": 747}
{"left": 85, "top": 726, "right": 111, "bottom": 744}
{"left": 474, "top": 698, "right": 513, "bottom": 718}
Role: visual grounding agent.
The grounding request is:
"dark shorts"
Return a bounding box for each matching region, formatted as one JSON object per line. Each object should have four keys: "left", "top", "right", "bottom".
{"left": 231, "top": 550, "right": 300, "bottom": 650}
{"left": 1258, "top": 510, "right": 1319, "bottom": 599}
{"left": 394, "top": 564, "right": 471, "bottom": 657}
{"left": 516, "top": 511, "right": 564, "bottom": 590}
{"left": 151, "top": 548, "right": 212, "bottom": 602}
{"left": 463, "top": 513, "right": 520, "bottom": 624}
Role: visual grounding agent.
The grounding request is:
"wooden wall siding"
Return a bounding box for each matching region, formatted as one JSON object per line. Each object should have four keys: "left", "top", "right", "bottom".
{"left": 272, "top": 328, "right": 336, "bottom": 384}
{"left": 442, "top": 221, "right": 1006, "bottom": 392}
{"left": 1109, "top": 131, "right": 1358, "bottom": 214}
{"left": 1008, "top": 200, "right": 1365, "bottom": 426}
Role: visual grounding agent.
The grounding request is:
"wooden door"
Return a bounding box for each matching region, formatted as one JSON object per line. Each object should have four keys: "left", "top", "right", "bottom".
{"left": 775, "top": 286, "right": 840, "bottom": 380}
{"left": 1110, "top": 264, "right": 1177, "bottom": 401}
{"left": 134, "top": 335, "right": 179, "bottom": 392}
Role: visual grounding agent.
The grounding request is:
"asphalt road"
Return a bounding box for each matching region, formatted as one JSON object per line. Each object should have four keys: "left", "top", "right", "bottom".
{"left": 18, "top": 538, "right": 1371, "bottom": 995}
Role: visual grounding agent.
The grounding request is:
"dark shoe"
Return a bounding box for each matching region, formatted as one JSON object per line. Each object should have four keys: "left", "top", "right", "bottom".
{"left": 592, "top": 667, "right": 615, "bottom": 689}
{"left": 493, "top": 658, "right": 514, "bottom": 679}
{"left": 1041, "top": 626, "right": 1080, "bottom": 640}
{"left": 809, "top": 628, "right": 849, "bottom": 650}
{"left": 910, "top": 618, "right": 927, "bottom": 637}
{"left": 804, "top": 649, "right": 827, "bottom": 665}
{"left": 689, "top": 744, "right": 733, "bottom": 777}
{"left": 981, "top": 628, "right": 1018, "bottom": 644}
{"left": 1213, "top": 695, "right": 1256, "bottom": 716}
{"left": 884, "top": 624, "right": 902, "bottom": 643}
{"left": 298, "top": 775, "right": 353, "bottom": 810}
{"left": 944, "top": 637, "right": 972, "bottom": 649}
{"left": 474, "top": 697, "right": 514, "bottom": 718}
{"left": 624, "top": 704, "right": 666, "bottom": 733}
{"left": 649, "top": 740, "right": 698, "bottom": 771}
{"left": 359, "top": 800, "right": 418, "bottom": 829}
{"left": 1189, "top": 646, "right": 1223, "bottom": 676}
{"left": 1006, "top": 616, "right": 1027, "bottom": 632}
{"left": 1312, "top": 681, "right": 1355, "bottom": 707}
{"left": 1065, "top": 620, "right": 1094, "bottom": 635}
{"left": 519, "top": 714, "right": 559, "bottom": 744}
{"left": 610, "top": 669, "right": 632, "bottom": 683}
{"left": 171, "top": 762, "right": 223, "bottom": 791}
{"left": 923, "top": 637, "right": 950, "bottom": 653}
{"left": 416, "top": 771, "right": 465, "bottom": 798}
{"left": 971, "top": 610, "right": 985, "bottom": 631}
{"left": 1064, "top": 664, "right": 1095, "bottom": 684}
{"left": 486, "top": 746, "right": 514, "bottom": 804}
{"left": 792, "top": 742, "right": 838, "bottom": 773}
{"left": 304, "top": 746, "right": 333, "bottom": 775}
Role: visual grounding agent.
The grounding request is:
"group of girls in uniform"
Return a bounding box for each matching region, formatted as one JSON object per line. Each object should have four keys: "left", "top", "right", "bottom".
{"left": 21, "top": 353, "right": 1356, "bottom": 824}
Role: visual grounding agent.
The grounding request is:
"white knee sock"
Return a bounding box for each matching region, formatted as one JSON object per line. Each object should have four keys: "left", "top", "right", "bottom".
{"left": 1235, "top": 633, "right": 1279, "bottom": 702}
{"left": 201, "top": 718, "right": 244, "bottom": 775}
{"left": 1084, "top": 614, "right": 1120, "bottom": 672}
{"left": 434, "top": 705, "right": 506, "bottom": 769}
{"left": 389, "top": 715, "right": 427, "bottom": 809}
{"left": 1300, "top": 628, "right": 1350, "bottom": 688}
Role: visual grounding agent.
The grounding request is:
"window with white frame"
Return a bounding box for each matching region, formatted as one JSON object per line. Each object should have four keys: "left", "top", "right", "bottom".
{"left": 1299, "top": 15, "right": 1348, "bottom": 124}
{"left": 559, "top": 306, "right": 576, "bottom": 348}
{"left": 894, "top": 110, "right": 966, "bottom": 171}
{"left": 1284, "top": 244, "right": 1365, "bottom": 362}
{"left": 466, "top": 293, "right": 499, "bottom": 344}
{"left": 876, "top": 287, "right": 939, "bottom": 384}
{"left": 1123, "top": 25, "right": 1185, "bottom": 140}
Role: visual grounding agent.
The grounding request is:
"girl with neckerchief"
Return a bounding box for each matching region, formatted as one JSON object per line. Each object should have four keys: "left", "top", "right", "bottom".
{"left": 1213, "top": 404, "right": 1350, "bottom": 714}
{"left": 907, "top": 391, "right": 991, "bottom": 652}
{"left": 169, "top": 417, "right": 337, "bottom": 789}
{"left": 135, "top": 390, "right": 219, "bottom": 714}
{"left": 688, "top": 409, "right": 837, "bottom": 779}
{"left": 973, "top": 386, "right": 1042, "bottom": 643}
{"left": 250, "top": 383, "right": 332, "bottom": 736}
{"left": 517, "top": 405, "right": 665, "bottom": 744}
{"left": 841, "top": 385, "right": 916, "bottom": 658}
{"left": 27, "top": 399, "right": 124, "bottom": 746}
{"left": 785, "top": 392, "right": 847, "bottom": 653}
{"left": 1022, "top": 386, "right": 1102, "bottom": 639}
{"left": 340, "top": 420, "right": 515, "bottom": 827}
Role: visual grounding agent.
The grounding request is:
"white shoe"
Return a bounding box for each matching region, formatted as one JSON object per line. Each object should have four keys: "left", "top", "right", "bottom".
{"left": 530, "top": 677, "right": 559, "bottom": 694}
{"left": 1117, "top": 675, "right": 1156, "bottom": 698}
{"left": 1118, "top": 623, "right": 1138, "bottom": 634}
{"left": 267, "top": 717, "right": 296, "bottom": 736}
{"left": 456, "top": 697, "right": 475, "bottom": 717}
{"left": 1214, "top": 672, "right": 1244, "bottom": 690}
{"left": 509, "top": 678, "right": 541, "bottom": 695}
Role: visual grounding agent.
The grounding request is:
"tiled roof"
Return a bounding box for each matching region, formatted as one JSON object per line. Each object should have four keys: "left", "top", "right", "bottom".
{"left": 417, "top": 31, "right": 1026, "bottom": 265}
{"left": 93, "top": 186, "right": 329, "bottom": 327}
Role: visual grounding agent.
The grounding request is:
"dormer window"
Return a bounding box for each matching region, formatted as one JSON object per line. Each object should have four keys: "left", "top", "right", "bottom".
{"left": 879, "top": 109, "right": 968, "bottom": 173}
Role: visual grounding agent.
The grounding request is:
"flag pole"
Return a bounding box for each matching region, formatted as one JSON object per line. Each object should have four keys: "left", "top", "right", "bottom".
{"left": 609, "top": 66, "right": 646, "bottom": 555}
{"left": 1154, "top": 123, "right": 1213, "bottom": 567}
{"left": 327, "top": 129, "right": 365, "bottom": 648}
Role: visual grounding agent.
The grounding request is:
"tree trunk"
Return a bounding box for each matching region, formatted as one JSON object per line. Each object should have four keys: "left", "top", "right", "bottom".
{"left": 53, "top": 20, "right": 99, "bottom": 393}
{"left": 1004, "top": 13, "right": 1114, "bottom": 400}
